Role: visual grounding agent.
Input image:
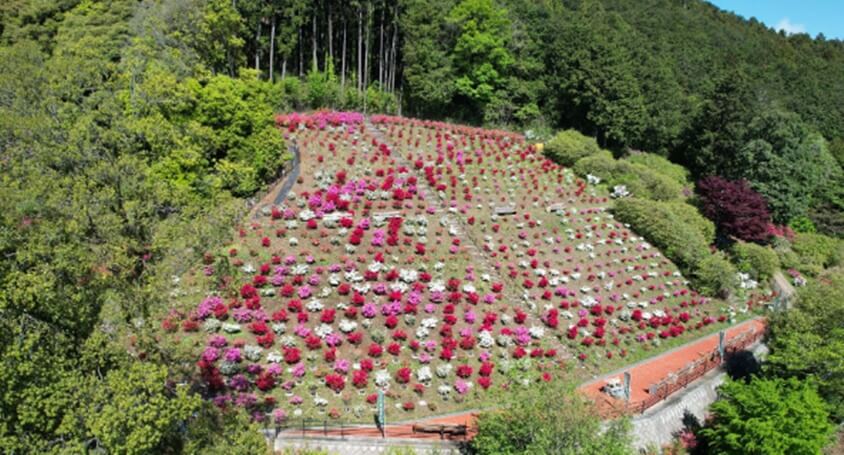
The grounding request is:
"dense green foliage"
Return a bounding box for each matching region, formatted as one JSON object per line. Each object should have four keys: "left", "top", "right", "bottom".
{"left": 699, "top": 377, "right": 834, "bottom": 454}
{"left": 612, "top": 197, "right": 740, "bottom": 296}
{"left": 86, "top": 363, "right": 201, "bottom": 453}
{"left": 544, "top": 129, "right": 602, "bottom": 166}
{"left": 731, "top": 242, "right": 780, "bottom": 282}
{"left": 767, "top": 268, "right": 844, "bottom": 418}
{"left": 573, "top": 152, "right": 686, "bottom": 201}
{"left": 613, "top": 198, "right": 709, "bottom": 271}
{"left": 624, "top": 153, "right": 689, "bottom": 186}
{"left": 662, "top": 201, "right": 716, "bottom": 245}
{"left": 0, "top": 0, "right": 396, "bottom": 452}
{"left": 471, "top": 378, "right": 634, "bottom": 454}
{"left": 692, "top": 252, "right": 739, "bottom": 298}
{"left": 789, "top": 233, "right": 843, "bottom": 275}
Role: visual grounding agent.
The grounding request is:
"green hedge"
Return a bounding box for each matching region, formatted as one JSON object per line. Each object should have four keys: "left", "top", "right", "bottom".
{"left": 693, "top": 251, "right": 739, "bottom": 297}
{"left": 572, "top": 150, "right": 616, "bottom": 180}
{"left": 624, "top": 153, "right": 690, "bottom": 185}
{"left": 544, "top": 129, "right": 602, "bottom": 166}
{"left": 623, "top": 162, "right": 685, "bottom": 201}
{"left": 789, "top": 233, "right": 843, "bottom": 276}
{"left": 614, "top": 198, "right": 735, "bottom": 296}
{"left": 664, "top": 201, "right": 716, "bottom": 244}
{"left": 732, "top": 241, "right": 780, "bottom": 281}
{"left": 613, "top": 198, "right": 709, "bottom": 270}
{"left": 573, "top": 153, "right": 684, "bottom": 201}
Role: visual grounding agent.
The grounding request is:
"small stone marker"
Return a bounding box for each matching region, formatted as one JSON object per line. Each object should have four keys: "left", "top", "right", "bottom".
{"left": 373, "top": 211, "right": 402, "bottom": 221}
{"left": 322, "top": 212, "right": 352, "bottom": 222}
{"left": 547, "top": 202, "right": 566, "bottom": 213}
{"left": 494, "top": 205, "right": 516, "bottom": 216}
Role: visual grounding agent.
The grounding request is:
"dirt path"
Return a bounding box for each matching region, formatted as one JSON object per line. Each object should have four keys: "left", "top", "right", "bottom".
{"left": 248, "top": 143, "right": 301, "bottom": 219}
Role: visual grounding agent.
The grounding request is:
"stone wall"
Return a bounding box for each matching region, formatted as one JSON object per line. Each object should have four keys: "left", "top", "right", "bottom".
{"left": 628, "top": 342, "right": 768, "bottom": 450}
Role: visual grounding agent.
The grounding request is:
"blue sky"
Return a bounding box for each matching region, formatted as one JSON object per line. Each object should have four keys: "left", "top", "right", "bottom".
{"left": 710, "top": 0, "right": 843, "bottom": 40}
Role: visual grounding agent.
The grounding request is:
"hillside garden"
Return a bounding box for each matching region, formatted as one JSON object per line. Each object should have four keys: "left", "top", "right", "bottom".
{"left": 159, "top": 112, "right": 781, "bottom": 423}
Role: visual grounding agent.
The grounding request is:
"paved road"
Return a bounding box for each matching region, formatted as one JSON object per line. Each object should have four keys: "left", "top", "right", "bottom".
{"left": 249, "top": 143, "right": 301, "bottom": 220}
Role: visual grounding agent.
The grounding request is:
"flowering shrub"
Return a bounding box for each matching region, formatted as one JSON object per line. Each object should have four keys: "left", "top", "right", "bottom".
{"left": 165, "top": 112, "right": 747, "bottom": 421}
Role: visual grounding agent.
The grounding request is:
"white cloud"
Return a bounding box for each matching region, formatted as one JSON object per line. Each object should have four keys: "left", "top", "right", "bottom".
{"left": 775, "top": 17, "right": 806, "bottom": 35}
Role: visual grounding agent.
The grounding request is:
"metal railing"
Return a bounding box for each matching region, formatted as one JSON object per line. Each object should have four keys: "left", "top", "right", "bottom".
{"left": 594, "top": 323, "right": 766, "bottom": 418}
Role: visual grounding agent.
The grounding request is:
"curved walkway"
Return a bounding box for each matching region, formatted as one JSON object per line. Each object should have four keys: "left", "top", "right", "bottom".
{"left": 271, "top": 317, "right": 766, "bottom": 444}
{"left": 272, "top": 144, "right": 301, "bottom": 205}
{"left": 581, "top": 317, "right": 766, "bottom": 411}
{"left": 249, "top": 143, "right": 301, "bottom": 219}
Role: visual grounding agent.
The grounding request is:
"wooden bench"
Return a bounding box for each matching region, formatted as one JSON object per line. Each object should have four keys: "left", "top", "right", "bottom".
{"left": 411, "top": 423, "right": 468, "bottom": 439}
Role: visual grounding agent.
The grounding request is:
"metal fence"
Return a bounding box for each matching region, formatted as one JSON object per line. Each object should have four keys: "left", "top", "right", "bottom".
{"left": 267, "top": 417, "right": 359, "bottom": 440}
{"left": 594, "top": 323, "right": 766, "bottom": 419}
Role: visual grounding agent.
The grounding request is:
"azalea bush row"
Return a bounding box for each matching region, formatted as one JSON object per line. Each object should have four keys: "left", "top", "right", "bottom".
{"left": 163, "top": 112, "right": 754, "bottom": 422}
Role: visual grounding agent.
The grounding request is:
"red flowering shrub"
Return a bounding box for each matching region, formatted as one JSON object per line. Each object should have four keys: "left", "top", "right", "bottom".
{"left": 456, "top": 364, "right": 473, "bottom": 378}
{"left": 283, "top": 347, "right": 301, "bottom": 364}
{"left": 396, "top": 367, "right": 411, "bottom": 384}
{"left": 256, "top": 332, "right": 275, "bottom": 348}
{"left": 305, "top": 334, "right": 322, "bottom": 350}
{"left": 325, "top": 373, "right": 346, "bottom": 392}
{"left": 352, "top": 370, "right": 368, "bottom": 388}
{"left": 181, "top": 320, "right": 199, "bottom": 332}
{"left": 478, "top": 376, "right": 492, "bottom": 389}
{"left": 368, "top": 343, "right": 383, "bottom": 358}
{"left": 256, "top": 372, "right": 276, "bottom": 391}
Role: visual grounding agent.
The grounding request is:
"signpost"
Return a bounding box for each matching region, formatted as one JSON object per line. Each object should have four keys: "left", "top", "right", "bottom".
{"left": 376, "top": 389, "right": 386, "bottom": 438}
{"left": 718, "top": 330, "right": 726, "bottom": 361}
{"left": 623, "top": 371, "right": 631, "bottom": 402}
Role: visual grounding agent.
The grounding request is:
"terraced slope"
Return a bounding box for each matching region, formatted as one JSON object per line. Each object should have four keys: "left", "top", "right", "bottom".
{"left": 161, "top": 112, "right": 743, "bottom": 423}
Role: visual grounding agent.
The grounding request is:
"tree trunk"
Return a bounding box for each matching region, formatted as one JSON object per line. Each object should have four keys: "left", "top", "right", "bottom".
{"left": 364, "top": 4, "right": 370, "bottom": 109}
{"left": 341, "top": 19, "right": 347, "bottom": 88}
{"left": 357, "top": 6, "right": 363, "bottom": 92}
{"left": 282, "top": 58, "right": 287, "bottom": 80}
{"left": 389, "top": 14, "right": 397, "bottom": 93}
{"left": 298, "top": 26, "right": 303, "bottom": 76}
{"left": 255, "top": 20, "right": 261, "bottom": 74}
{"left": 328, "top": 2, "right": 333, "bottom": 63}
{"left": 269, "top": 16, "right": 276, "bottom": 82}
{"left": 312, "top": 13, "right": 318, "bottom": 71}
{"left": 379, "top": 4, "right": 385, "bottom": 88}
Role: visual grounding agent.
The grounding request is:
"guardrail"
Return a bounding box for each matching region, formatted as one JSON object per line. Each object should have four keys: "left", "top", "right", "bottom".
{"left": 594, "top": 322, "right": 766, "bottom": 418}
{"left": 268, "top": 418, "right": 358, "bottom": 440}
